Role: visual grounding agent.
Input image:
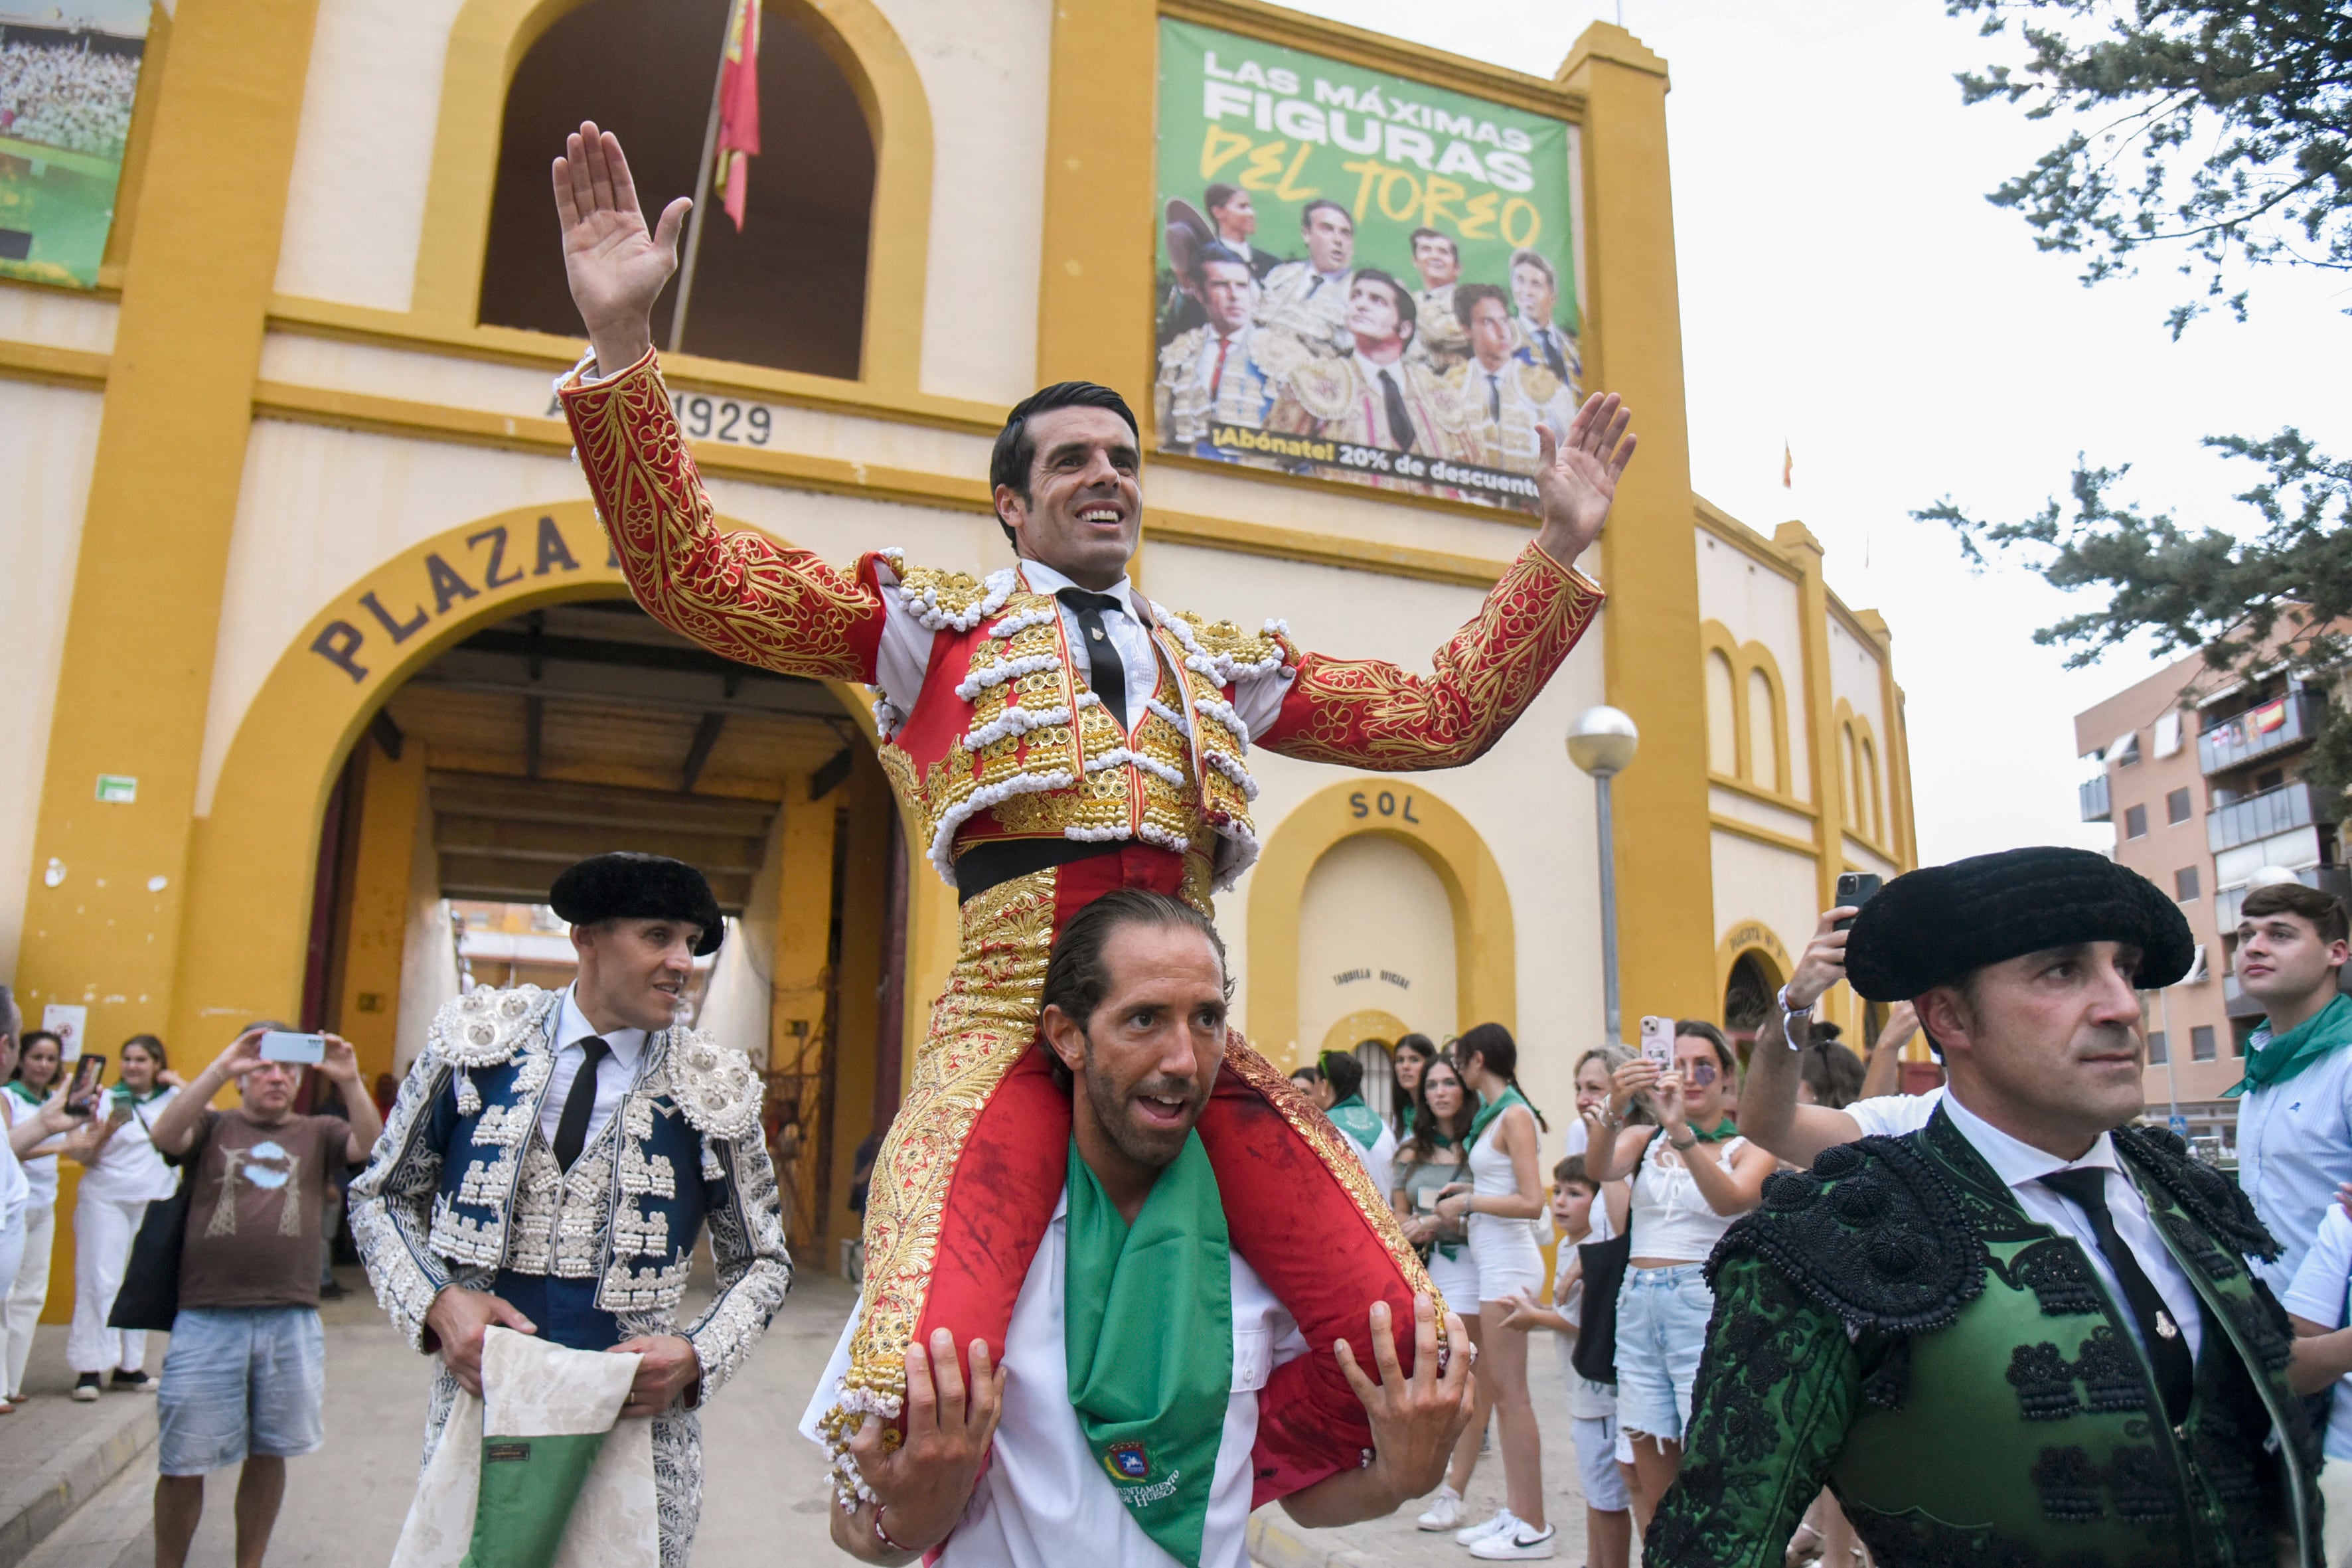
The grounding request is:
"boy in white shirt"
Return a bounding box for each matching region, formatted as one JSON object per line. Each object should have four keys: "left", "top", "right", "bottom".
{"left": 1500, "top": 1157, "right": 1631, "bottom": 1568}
{"left": 2282, "top": 1193, "right": 2352, "bottom": 1568}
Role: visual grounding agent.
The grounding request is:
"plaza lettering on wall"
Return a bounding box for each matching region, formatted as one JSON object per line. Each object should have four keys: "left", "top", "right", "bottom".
{"left": 1348, "top": 789, "right": 1422, "bottom": 824}
{"left": 1723, "top": 921, "right": 1793, "bottom": 971}
{"left": 305, "top": 513, "right": 608, "bottom": 684}
{"left": 1153, "top": 19, "right": 1581, "bottom": 514}
{"left": 1333, "top": 967, "right": 1413, "bottom": 990}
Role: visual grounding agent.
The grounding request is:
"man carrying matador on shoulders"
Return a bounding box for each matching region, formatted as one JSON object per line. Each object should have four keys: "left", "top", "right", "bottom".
{"left": 547, "top": 123, "right": 1637, "bottom": 1536}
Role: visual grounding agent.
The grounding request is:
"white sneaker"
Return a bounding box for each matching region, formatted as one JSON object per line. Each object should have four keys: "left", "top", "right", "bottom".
{"left": 1415, "top": 1486, "right": 1464, "bottom": 1531}
{"left": 1469, "top": 1522, "right": 1559, "bottom": 1560}
{"left": 1454, "top": 1509, "right": 1518, "bottom": 1546}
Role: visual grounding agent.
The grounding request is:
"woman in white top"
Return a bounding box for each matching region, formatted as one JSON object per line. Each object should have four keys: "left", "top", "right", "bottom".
{"left": 1429, "top": 1024, "right": 1554, "bottom": 1560}
{"left": 1396, "top": 1056, "right": 1489, "bottom": 1531}
{"left": 0, "top": 992, "right": 77, "bottom": 1413}
{"left": 66, "top": 1033, "right": 182, "bottom": 1400}
{"left": 1, "top": 1030, "right": 70, "bottom": 1404}
{"left": 1585, "top": 1020, "right": 1776, "bottom": 1529}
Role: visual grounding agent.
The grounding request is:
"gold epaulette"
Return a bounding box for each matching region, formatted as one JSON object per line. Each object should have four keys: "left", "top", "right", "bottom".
{"left": 1166, "top": 610, "right": 1290, "bottom": 681}
{"left": 891, "top": 562, "right": 1016, "bottom": 633}
{"left": 1285, "top": 356, "right": 1354, "bottom": 422}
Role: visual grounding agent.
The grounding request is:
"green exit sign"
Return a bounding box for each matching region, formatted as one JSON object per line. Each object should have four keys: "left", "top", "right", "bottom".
{"left": 95, "top": 775, "right": 137, "bottom": 804}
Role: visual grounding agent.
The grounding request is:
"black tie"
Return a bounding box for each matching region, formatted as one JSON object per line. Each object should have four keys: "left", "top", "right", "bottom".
{"left": 2039, "top": 1167, "right": 2196, "bottom": 1424}
{"left": 1536, "top": 327, "right": 1569, "bottom": 384}
{"left": 1377, "top": 369, "right": 1417, "bottom": 452}
{"left": 1058, "top": 589, "right": 1129, "bottom": 732}
{"left": 552, "top": 1036, "right": 611, "bottom": 1172}
{"left": 1486, "top": 371, "right": 1502, "bottom": 423}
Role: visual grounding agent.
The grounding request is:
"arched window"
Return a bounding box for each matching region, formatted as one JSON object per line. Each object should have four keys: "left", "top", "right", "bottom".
{"left": 478, "top": 0, "right": 876, "bottom": 378}
{"left": 1745, "top": 666, "right": 1780, "bottom": 793}
{"left": 1705, "top": 651, "right": 1739, "bottom": 777}
{"left": 1841, "top": 723, "right": 1860, "bottom": 827}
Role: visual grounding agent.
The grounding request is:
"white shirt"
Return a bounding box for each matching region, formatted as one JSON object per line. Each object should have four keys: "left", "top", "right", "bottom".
{"left": 1843, "top": 1085, "right": 1944, "bottom": 1140}
{"left": 2282, "top": 1203, "right": 2352, "bottom": 1460}
{"left": 78, "top": 1085, "right": 180, "bottom": 1204}
{"left": 1, "top": 1085, "right": 56, "bottom": 1208}
{"left": 2233, "top": 1041, "right": 2352, "bottom": 1287}
{"left": 536, "top": 986, "right": 650, "bottom": 1151}
{"left": 800, "top": 1188, "right": 1306, "bottom": 1568}
{"left": 1939, "top": 1091, "right": 2206, "bottom": 1364}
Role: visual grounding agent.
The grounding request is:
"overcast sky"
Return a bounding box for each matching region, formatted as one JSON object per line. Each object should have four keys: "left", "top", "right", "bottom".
{"left": 1301, "top": 0, "right": 2352, "bottom": 864}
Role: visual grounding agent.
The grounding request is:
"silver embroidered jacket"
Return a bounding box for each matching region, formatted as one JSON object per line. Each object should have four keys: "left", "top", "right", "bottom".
{"left": 349, "top": 986, "right": 791, "bottom": 1401}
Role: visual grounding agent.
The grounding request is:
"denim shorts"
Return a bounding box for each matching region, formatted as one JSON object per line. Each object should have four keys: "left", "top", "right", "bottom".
{"left": 1612, "top": 1263, "right": 1715, "bottom": 1445}
{"left": 157, "top": 1306, "right": 325, "bottom": 1475}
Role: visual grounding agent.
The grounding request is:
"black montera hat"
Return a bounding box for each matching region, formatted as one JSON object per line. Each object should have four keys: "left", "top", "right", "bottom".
{"left": 1845, "top": 846, "right": 2193, "bottom": 1002}
{"left": 548, "top": 853, "right": 725, "bottom": 957}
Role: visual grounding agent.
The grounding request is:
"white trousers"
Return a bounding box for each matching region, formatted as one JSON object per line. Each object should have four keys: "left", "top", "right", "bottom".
{"left": 68, "top": 1194, "right": 148, "bottom": 1375}
{"left": 3, "top": 1200, "right": 54, "bottom": 1395}
{"left": 2323, "top": 1456, "right": 2352, "bottom": 1568}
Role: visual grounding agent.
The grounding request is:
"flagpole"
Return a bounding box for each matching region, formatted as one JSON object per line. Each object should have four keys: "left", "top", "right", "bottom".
{"left": 667, "top": 6, "right": 734, "bottom": 355}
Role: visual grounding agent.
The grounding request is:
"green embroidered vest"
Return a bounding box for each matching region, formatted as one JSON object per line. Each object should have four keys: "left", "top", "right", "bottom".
{"left": 1721, "top": 1111, "right": 2320, "bottom": 1568}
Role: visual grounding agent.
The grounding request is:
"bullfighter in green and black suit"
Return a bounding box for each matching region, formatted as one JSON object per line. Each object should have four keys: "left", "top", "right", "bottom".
{"left": 1648, "top": 847, "right": 2352, "bottom": 1568}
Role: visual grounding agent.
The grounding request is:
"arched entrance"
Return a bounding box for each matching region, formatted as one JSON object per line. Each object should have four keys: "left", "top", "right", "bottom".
{"left": 1715, "top": 920, "right": 1792, "bottom": 1059}
{"left": 1247, "top": 779, "right": 1516, "bottom": 1068}
{"left": 177, "top": 502, "right": 920, "bottom": 1259}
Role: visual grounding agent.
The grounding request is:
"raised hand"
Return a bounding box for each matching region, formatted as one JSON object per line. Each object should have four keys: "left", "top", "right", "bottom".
{"left": 1531, "top": 391, "right": 1638, "bottom": 566}
{"left": 551, "top": 121, "right": 692, "bottom": 372}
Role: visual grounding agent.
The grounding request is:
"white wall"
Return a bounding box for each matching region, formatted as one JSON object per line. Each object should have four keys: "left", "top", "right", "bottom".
{"left": 1709, "top": 830, "right": 1818, "bottom": 984}
{"left": 275, "top": 0, "right": 471, "bottom": 311}
{"left": 0, "top": 379, "right": 104, "bottom": 979}
{"left": 1296, "top": 834, "right": 1458, "bottom": 1059}
{"left": 874, "top": 0, "right": 1050, "bottom": 404}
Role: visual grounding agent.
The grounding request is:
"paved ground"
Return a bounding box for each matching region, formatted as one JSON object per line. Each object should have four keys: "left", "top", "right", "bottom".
{"left": 1, "top": 1265, "right": 1612, "bottom": 1566}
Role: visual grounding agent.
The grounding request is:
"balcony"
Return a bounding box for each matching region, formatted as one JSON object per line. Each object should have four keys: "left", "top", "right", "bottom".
{"left": 2217, "top": 864, "right": 2352, "bottom": 935}
{"left": 2201, "top": 689, "right": 2323, "bottom": 777}
{"left": 2209, "top": 779, "right": 2339, "bottom": 854}
{"left": 2080, "top": 774, "right": 2111, "bottom": 823}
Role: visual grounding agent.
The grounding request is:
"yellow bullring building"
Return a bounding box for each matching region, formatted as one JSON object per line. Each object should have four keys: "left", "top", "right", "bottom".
{"left": 0, "top": 0, "right": 1915, "bottom": 1277}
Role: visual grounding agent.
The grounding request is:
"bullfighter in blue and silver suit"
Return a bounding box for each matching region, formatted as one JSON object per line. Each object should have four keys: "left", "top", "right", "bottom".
{"left": 351, "top": 852, "right": 791, "bottom": 1566}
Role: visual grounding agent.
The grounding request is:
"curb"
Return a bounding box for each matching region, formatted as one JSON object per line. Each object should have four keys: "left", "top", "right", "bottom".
{"left": 1247, "top": 1510, "right": 1383, "bottom": 1568}
{"left": 0, "top": 1404, "right": 157, "bottom": 1568}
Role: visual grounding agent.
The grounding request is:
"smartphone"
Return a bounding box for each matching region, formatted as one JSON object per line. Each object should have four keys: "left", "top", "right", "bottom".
{"left": 64, "top": 1053, "right": 106, "bottom": 1117}
{"left": 1638, "top": 1015, "right": 1674, "bottom": 1069}
{"left": 258, "top": 1032, "right": 327, "bottom": 1065}
{"left": 1834, "top": 872, "right": 1883, "bottom": 931}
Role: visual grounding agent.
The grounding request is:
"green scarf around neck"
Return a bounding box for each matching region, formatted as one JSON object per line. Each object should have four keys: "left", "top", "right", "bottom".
{"left": 1326, "top": 1094, "right": 1384, "bottom": 1153}
{"left": 2227, "top": 991, "right": 2352, "bottom": 1098}
{"left": 1467, "top": 1085, "right": 1526, "bottom": 1149}
{"left": 1684, "top": 1116, "right": 1740, "bottom": 1143}
{"left": 1064, "top": 1133, "right": 1233, "bottom": 1567}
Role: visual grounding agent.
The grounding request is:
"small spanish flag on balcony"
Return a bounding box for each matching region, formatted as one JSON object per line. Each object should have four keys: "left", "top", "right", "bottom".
{"left": 716, "top": 0, "right": 762, "bottom": 231}
{"left": 1782, "top": 439, "right": 1794, "bottom": 489}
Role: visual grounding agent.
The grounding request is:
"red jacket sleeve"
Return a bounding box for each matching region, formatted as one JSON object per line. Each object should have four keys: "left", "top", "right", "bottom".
{"left": 560, "top": 350, "right": 887, "bottom": 682}
{"left": 1259, "top": 540, "right": 1604, "bottom": 769}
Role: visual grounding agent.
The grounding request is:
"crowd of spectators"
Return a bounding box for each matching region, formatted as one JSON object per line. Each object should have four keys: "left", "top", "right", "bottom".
{"left": 0, "top": 40, "right": 140, "bottom": 159}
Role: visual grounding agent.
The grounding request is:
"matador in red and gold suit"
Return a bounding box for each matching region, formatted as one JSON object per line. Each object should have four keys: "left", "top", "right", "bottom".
{"left": 559, "top": 352, "right": 1618, "bottom": 1512}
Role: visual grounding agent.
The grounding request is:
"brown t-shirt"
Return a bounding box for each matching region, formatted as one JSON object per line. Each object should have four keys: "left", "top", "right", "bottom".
{"left": 177, "top": 1110, "right": 347, "bottom": 1310}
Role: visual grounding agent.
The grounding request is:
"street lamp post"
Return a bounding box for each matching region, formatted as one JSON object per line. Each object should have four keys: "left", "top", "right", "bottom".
{"left": 1568, "top": 706, "right": 1640, "bottom": 1044}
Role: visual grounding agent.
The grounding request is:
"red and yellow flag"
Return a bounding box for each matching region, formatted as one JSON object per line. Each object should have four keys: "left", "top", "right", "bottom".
{"left": 716, "top": 0, "right": 762, "bottom": 231}
{"left": 1782, "top": 439, "right": 1794, "bottom": 489}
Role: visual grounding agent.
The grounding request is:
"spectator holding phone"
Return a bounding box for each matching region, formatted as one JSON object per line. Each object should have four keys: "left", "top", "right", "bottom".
{"left": 1, "top": 1028, "right": 71, "bottom": 1405}
{"left": 66, "top": 1033, "right": 183, "bottom": 1401}
{"left": 141, "top": 1025, "right": 382, "bottom": 1568}
{"left": 0, "top": 990, "right": 82, "bottom": 1413}
{"left": 1585, "top": 1021, "right": 1776, "bottom": 1529}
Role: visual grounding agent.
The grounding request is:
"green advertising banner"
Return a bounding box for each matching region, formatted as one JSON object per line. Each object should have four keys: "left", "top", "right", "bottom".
{"left": 1153, "top": 19, "right": 1582, "bottom": 513}
{"left": 0, "top": 1, "right": 153, "bottom": 289}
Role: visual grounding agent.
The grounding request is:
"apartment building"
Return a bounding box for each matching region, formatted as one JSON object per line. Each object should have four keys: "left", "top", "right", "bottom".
{"left": 2076, "top": 653, "right": 2347, "bottom": 1144}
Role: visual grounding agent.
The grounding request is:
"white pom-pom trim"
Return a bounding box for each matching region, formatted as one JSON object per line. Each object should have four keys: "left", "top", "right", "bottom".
{"left": 1144, "top": 698, "right": 1192, "bottom": 738}
{"left": 963, "top": 704, "right": 1072, "bottom": 751}
{"left": 925, "top": 769, "right": 1076, "bottom": 884}
{"left": 954, "top": 652, "right": 1061, "bottom": 703}
{"left": 1206, "top": 751, "right": 1260, "bottom": 799}
{"left": 1194, "top": 696, "right": 1252, "bottom": 751}
{"left": 1084, "top": 747, "right": 1187, "bottom": 789}
{"left": 988, "top": 607, "right": 1059, "bottom": 640}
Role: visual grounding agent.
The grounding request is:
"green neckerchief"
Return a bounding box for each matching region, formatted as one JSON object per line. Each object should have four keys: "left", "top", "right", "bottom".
{"left": 2226, "top": 992, "right": 2352, "bottom": 1098}
{"left": 1064, "top": 1133, "right": 1232, "bottom": 1567}
{"left": 1326, "top": 1094, "right": 1384, "bottom": 1154}
{"left": 1466, "top": 1085, "right": 1526, "bottom": 1150}
{"left": 1685, "top": 1117, "right": 1740, "bottom": 1143}
{"left": 2, "top": 1081, "right": 44, "bottom": 1106}
{"left": 111, "top": 1083, "right": 169, "bottom": 1107}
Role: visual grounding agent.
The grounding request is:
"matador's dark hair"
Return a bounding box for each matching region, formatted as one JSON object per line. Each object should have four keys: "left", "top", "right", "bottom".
{"left": 989, "top": 382, "right": 1141, "bottom": 548}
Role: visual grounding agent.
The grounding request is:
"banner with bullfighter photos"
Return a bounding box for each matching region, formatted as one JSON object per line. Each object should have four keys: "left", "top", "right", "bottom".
{"left": 1153, "top": 18, "right": 1583, "bottom": 512}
